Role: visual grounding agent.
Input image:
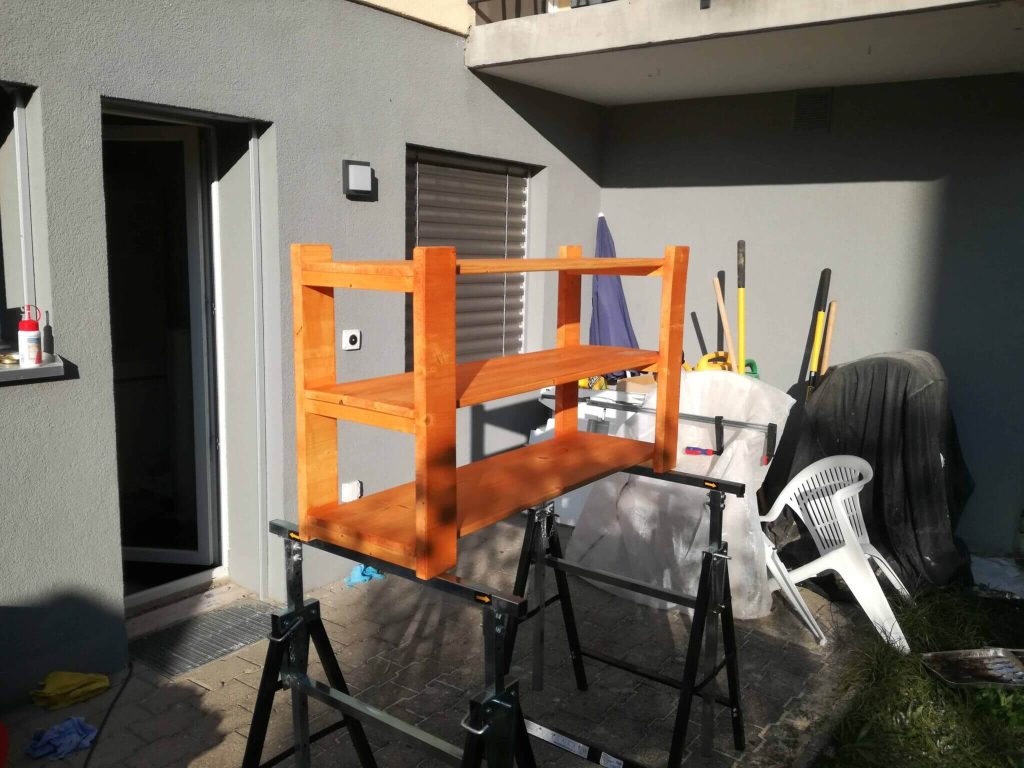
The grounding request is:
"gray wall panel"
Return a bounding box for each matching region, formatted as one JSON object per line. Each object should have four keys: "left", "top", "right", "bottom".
{"left": 598, "top": 76, "right": 1024, "bottom": 556}
{"left": 0, "top": 0, "right": 600, "bottom": 706}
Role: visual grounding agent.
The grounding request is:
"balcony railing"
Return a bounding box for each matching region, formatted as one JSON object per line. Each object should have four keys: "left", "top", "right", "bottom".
{"left": 468, "top": 0, "right": 619, "bottom": 25}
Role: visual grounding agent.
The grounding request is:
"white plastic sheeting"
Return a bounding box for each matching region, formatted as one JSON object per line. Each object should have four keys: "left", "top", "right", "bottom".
{"left": 564, "top": 371, "right": 795, "bottom": 619}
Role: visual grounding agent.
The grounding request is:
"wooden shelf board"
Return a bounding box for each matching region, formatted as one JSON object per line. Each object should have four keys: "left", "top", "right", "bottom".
{"left": 304, "top": 260, "right": 415, "bottom": 277}
{"left": 301, "top": 431, "right": 654, "bottom": 568}
{"left": 299, "top": 258, "right": 665, "bottom": 289}
{"left": 456, "top": 258, "right": 664, "bottom": 276}
{"left": 305, "top": 345, "right": 659, "bottom": 422}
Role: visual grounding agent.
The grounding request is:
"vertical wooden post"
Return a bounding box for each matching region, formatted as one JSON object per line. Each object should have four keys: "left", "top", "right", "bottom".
{"left": 413, "top": 246, "right": 458, "bottom": 579}
{"left": 654, "top": 245, "right": 689, "bottom": 473}
{"left": 554, "top": 244, "right": 583, "bottom": 437}
{"left": 293, "top": 244, "right": 339, "bottom": 539}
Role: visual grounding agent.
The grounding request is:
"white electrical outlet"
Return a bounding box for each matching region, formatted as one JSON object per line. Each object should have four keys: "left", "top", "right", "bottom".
{"left": 341, "top": 480, "right": 363, "bottom": 502}
{"left": 342, "top": 329, "right": 362, "bottom": 351}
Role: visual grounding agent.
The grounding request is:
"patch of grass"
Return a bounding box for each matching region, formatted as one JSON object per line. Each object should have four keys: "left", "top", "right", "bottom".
{"left": 820, "top": 590, "right": 1024, "bottom": 768}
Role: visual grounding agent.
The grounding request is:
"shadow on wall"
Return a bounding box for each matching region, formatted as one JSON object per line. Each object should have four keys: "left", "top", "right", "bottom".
{"left": 0, "top": 593, "right": 128, "bottom": 711}
{"left": 478, "top": 73, "right": 604, "bottom": 184}
{"left": 614, "top": 77, "right": 1024, "bottom": 555}
{"left": 483, "top": 72, "right": 1024, "bottom": 554}
{"left": 925, "top": 149, "right": 1024, "bottom": 553}
{"left": 469, "top": 398, "right": 550, "bottom": 462}
{"left": 599, "top": 78, "right": 1023, "bottom": 189}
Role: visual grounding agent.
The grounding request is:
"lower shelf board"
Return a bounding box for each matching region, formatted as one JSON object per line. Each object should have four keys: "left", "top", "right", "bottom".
{"left": 300, "top": 431, "right": 655, "bottom": 570}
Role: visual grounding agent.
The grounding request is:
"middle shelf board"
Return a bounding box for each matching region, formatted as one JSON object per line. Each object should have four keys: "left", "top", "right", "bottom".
{"left": 305, "top": 345, "right": 659, "bottom": 423}
{"left": 301, "top": 430, "right": 655, "bottom": 569}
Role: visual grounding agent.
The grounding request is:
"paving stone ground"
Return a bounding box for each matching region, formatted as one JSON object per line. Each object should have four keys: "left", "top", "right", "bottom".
{"left": 4, "top": 518, "right": 861, "bottom": 767}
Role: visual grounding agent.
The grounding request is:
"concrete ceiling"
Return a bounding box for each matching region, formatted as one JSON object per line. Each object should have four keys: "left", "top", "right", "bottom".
{"left": 469, "top": 1, "right": 1024, "bottom": 105}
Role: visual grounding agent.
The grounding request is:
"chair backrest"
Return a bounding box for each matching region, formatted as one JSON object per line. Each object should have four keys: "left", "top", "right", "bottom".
{"left": 775, "top": 456, "right": 873, "bottom": 554}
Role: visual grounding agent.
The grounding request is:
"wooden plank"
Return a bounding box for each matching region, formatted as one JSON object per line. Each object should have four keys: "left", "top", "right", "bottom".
{"left": 304, "top": 398, "right": 414, "bottom": 434}
{"left": 304, "top": 346, "right": 659, "bottom": 417}
{"left": 413, "top": 246, "right": 458, "bottom": 579}
{"left": 455, "top": 258, "right": 663, "bottom": 276}
{"left": 457, "top": 347, "right": 657, "bottom": 404}
{"left": 653, "top": 245, "right": 689, "bottom": 473}
{"left": 303, "top": 432, "right": 655, "bottom": 563}
{"left": 305, "top": 372, "right": 415, "bottom": 418}
{"left": 555, "top": 245, "right": 582, "bottom": 437}
{"left": 302, "top": 260, "right": 416, "bottom": 277}
{"left": 301, "top": 270, "right": 412, "bottom": 292}
{"left": 307, "top": 482, "right": 418, "bottom": 566}
{"left": 302, "top": 257, "right": 659, "bottom": 281}
{"left": 456, "top": 432, "right": 653, "bottom": 536}
{"left": 302, "top": 518, "right": 417, "bottom": 569}
{"left": 713, "top": 275, "right": 738, "bottom": 373}
{"left": 293, "top": 245, "right": 340, "bottom": 538}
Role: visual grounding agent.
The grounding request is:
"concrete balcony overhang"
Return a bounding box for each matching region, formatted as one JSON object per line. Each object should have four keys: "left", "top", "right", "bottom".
{"left": 466, "top": 0, "right": 1024, "bottom": 105}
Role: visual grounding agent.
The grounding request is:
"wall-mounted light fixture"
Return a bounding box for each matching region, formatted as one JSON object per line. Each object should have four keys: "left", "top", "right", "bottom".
{"left": 342, "top": 160, "right": 376, "bottom": 200}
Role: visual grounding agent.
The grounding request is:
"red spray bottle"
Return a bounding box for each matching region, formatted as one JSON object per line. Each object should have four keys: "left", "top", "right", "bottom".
{"left": 18, "top": 304, "right": 42, "bottom": 367}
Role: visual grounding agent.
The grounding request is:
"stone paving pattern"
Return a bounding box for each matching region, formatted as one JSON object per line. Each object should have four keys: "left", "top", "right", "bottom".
{"left": 4, "top": 519, "right": 859, "bottom": 767}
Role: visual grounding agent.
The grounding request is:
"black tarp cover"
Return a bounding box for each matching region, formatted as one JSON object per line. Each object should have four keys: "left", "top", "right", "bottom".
{"left": 775, "top": 351, "right": 972, "bottom": 588}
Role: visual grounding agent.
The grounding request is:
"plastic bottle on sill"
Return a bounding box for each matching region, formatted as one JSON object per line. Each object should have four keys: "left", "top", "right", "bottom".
{"left": 18, "top": 304, "right": 42, "bottom": 367}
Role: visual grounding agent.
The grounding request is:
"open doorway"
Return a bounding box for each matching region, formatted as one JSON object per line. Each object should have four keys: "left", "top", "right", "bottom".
{"left": 101, "top": 113, "right": 219, "bottom": 598}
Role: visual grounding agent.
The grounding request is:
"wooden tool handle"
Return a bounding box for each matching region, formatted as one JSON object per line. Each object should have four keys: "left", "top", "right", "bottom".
{"left": 820, "top": 300, "right": 837, "bottom": 375}
{"left": 713, "top": 276, "right": 738, "bottom": 373}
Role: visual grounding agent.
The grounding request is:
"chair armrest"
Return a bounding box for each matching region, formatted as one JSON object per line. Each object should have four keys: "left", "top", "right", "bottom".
{"left": 759, "top": 498, "right": 790, "bottom": 524}
{"left": 830, "top": 482, "right": 868, "bottom": 545}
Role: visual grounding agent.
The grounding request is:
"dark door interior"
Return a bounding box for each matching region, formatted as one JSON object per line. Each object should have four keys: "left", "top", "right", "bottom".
{"left": 102, "top": 119, "right": 216, "bottom": 592}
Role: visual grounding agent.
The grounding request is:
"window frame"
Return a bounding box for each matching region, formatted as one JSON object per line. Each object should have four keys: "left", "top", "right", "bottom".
{"left": 1, "top": 83, "right": 39, "bottom": 343}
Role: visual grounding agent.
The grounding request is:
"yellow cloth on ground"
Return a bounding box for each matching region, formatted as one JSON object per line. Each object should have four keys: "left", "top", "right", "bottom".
{"left": 30, "top": 672, "right": 110, "bottom": 710}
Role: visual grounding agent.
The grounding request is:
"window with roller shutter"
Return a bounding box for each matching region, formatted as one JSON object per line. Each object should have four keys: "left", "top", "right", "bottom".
{"left": 405, "top": 148, "right": 531, "bottom": 367}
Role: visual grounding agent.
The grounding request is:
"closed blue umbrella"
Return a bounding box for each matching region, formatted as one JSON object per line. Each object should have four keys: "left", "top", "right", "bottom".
{"left": 589, "top": 214, "right": 639, "bottom": 377}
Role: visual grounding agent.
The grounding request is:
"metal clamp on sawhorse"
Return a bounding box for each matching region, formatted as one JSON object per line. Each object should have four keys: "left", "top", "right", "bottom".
{"left": 507, "top": 469, "right": 746, "bottom": 768}
{"left": 243, "top": 520, "right": 539, "bottom": 768}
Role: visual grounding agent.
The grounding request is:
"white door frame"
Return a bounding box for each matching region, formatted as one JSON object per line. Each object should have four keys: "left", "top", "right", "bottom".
{"left": 104, "top": 125, "right": 219, "bottom": 567}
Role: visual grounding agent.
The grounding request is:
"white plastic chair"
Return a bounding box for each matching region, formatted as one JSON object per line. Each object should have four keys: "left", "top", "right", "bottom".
{"left": 762, "top": 532, "right": 828, "bottom": 645}
{"left": 761, "top": 456, "right": 911, "bottom": 653}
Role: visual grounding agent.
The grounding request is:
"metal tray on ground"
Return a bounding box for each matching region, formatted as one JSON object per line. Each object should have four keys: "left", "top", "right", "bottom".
{"left": 921, "top": 648, "right": 1024, "bottom": 689}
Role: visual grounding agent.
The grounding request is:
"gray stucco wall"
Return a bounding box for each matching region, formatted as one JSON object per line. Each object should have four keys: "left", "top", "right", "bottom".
{"left": 596, "top": 76, "right": 1024, "bottom": 556}
{"left": 0, "top": 0, "right": 601, "bottom": 707}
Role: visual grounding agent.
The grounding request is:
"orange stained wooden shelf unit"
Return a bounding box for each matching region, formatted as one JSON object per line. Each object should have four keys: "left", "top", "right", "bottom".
{"left": 293, "top": 243, "right": 690, "bottom": 579}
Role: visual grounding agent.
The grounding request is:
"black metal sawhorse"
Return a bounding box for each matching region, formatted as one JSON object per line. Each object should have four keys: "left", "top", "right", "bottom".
{"left": 506, "top": 468, "right": 746, "bottom": 768}
{"left": 242, "top": 520, "right": 538, "bottom": 768}
{"left": 244, "top": 468, "right": 745, "bottom": 768}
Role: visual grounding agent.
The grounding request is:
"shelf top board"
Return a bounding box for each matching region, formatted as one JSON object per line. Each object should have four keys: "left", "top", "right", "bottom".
{"left": 305, "top": 345, "right": 659, "bottom": 419}
{"left": 456, "top": 258, "right": 664, "bottom": 276}
{"left": 302, "top": 431, "right": 655, "bottom": 567}
{"left": 300, "top": 257, "right": 665, "bottom": 281}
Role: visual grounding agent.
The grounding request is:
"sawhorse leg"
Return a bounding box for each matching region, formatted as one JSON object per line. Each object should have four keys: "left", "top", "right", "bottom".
{"left": 505, "top": 505, "right": 588, "bottom": 691}
{"left": 461, "top": 601, "right": 537, "bottom": 768}
{"left": 668, "top": 489, "right": 744, "bottom": 767}
{"left": 242, "top": 538, "right": 377, "bottom": 768}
